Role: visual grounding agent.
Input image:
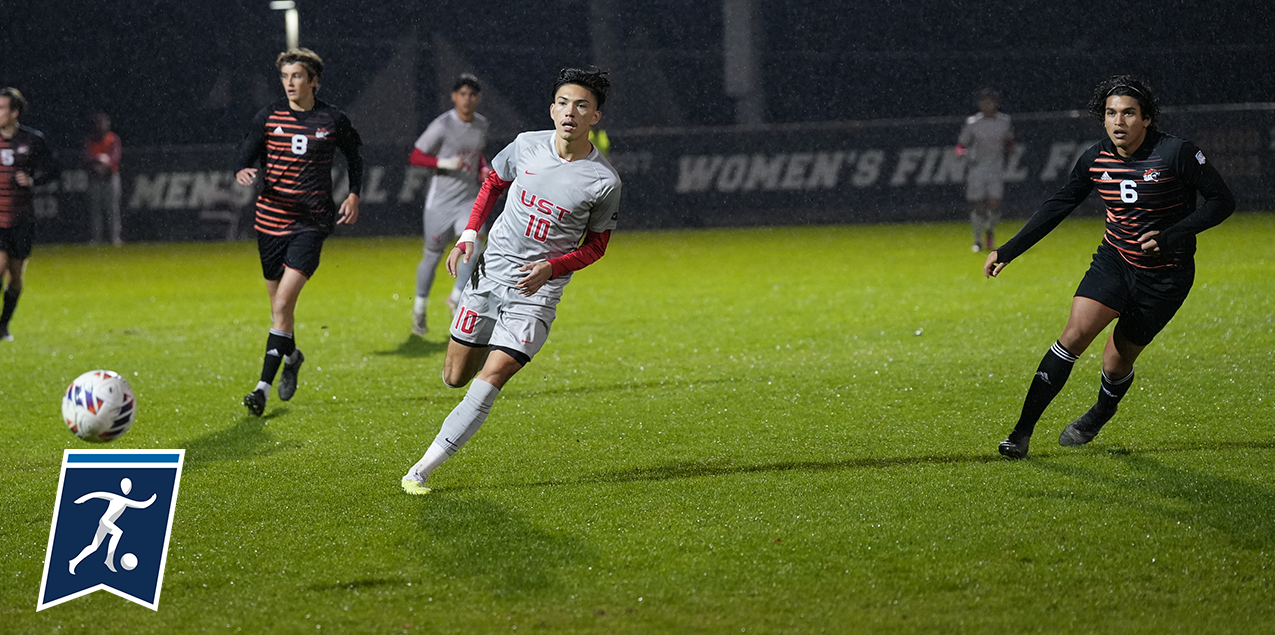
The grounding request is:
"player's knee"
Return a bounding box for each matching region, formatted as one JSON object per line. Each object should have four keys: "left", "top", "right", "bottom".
{"left": 441, "top": 369, "right": 467, "bottom": 389}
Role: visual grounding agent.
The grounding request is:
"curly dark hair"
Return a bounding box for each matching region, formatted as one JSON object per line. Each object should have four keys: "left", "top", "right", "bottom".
{"left": 1088, "top": 75, "right": 1158, "bottom": 127}
{"left": 552, "top": 67, "right": 610, "bottom": 109}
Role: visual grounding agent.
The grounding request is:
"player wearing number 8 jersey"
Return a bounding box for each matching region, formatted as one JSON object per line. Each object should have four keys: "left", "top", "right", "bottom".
{"left": 401, "top": 68, "right": 620, "bottom": 494}
{"left": 984, "top": 75, "right": 1234, "bottom": 459}
{"left": 234, "top": 48, "right": 363, "bottom": 417}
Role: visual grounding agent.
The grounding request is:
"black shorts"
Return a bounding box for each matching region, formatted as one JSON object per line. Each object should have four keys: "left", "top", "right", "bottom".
{"left": 257, "top": 230, "right": 326, "bottom": 280}
{"left": 0, "top": 222, "right": 35, "bottom": 260}
{"left": 1074, "top": 243, "right": 1194, "bottom": 346}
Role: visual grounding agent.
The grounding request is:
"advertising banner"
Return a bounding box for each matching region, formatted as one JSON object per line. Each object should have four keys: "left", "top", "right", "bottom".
{"left": 31, "top": 106, "right": 1275, "bottom": 242}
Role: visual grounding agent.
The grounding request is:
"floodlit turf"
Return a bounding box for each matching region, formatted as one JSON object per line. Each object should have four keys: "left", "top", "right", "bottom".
{"left": 3, "top": 214, "right": 1273, "bottom": 634}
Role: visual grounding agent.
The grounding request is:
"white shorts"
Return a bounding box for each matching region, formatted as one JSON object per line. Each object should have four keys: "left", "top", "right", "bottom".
{"left": 966, "top": 168, "right": 1005, "bottom": 202}
{"left": 449, "top": 272, "right": 561, "bottom": 364}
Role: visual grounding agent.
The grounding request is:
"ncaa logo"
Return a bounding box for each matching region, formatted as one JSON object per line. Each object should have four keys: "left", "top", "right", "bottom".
{"left": 37, "top": 450, "right": 185, "bottom": 611}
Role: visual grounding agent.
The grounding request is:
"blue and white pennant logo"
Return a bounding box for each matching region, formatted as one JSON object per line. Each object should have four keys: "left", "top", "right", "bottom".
{"left": 38, "top": 450, "right": 184, "bottom": 611}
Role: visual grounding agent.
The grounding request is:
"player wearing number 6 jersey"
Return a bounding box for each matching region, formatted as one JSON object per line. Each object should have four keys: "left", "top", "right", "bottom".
{"left": 984, "top": 75, "right": 1234, "bottom": 459}
{"left": 234, "top": 48, "right": 363, "bottom": 417}
{"left": 402, "top": 68, "right": 620, "bottom": 494}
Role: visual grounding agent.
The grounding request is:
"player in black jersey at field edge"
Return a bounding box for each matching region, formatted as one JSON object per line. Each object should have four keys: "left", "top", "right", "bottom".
{"left": 234, "top": 48, "right": 363, "bottom": 416}
{"left": 0, "top": 88, "right": 59, "bottom": 342}
{"left": 983, "top": 75, "right": 1235, "bottom": 459}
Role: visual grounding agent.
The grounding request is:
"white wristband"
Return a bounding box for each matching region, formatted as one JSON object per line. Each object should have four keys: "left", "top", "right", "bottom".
{"left": 458, "top": 229, "right": 478, "bottom": 246}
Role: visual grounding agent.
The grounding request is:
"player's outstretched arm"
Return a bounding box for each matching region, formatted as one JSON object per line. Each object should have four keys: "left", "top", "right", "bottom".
{"left": 124, "top": 494, "right": 158, "bottom": 509}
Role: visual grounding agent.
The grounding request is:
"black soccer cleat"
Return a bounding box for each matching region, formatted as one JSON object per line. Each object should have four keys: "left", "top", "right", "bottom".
{"left": 0, "top": 324, "right": 11, "bottom": 341}
{"left": 998, "top": 432, "right": 1031, "bottom": 459}
{"left": 243, "top": 389, "right": 266, "bottom": 417}
{"left": 278, "top": 350, "right": 304, "bottom": 402}
{"left": 1059, "top": 406, "right": 1116, "bottom": 447}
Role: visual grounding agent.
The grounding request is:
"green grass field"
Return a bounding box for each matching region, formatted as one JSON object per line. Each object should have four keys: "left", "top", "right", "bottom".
{"left": 3, "top": 215, "right": 1273, "bottom": 634}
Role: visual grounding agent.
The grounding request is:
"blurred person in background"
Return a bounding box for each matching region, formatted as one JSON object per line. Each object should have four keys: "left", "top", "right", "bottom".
{"left": 408, "top": 73, "right": 490, "bottom": 336}
{"left": 957, "top": 88, "right": 1014, "bottom": 252}
{"left": 84, "top": 111, "right": 123, "bottom": 246}
{"left": 0, "top": 87, "right": 59, "bottom": 341}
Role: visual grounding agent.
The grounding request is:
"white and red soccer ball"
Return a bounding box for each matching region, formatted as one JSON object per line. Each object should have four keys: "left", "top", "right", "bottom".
{"left": 62, "top": 370, "right": 137, "bottom": 443}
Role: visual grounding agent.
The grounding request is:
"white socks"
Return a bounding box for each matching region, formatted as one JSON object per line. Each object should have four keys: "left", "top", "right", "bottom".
{"left": 413, "top": 295, "right": 428, "bottom": 315}
{"left": 408, "top": 378, "right": 501, "bottom": 482}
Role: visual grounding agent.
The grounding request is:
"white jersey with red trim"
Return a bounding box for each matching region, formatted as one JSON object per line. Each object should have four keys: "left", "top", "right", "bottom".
{"left": 483, "top": 130, "right": 621, "bottom": 291}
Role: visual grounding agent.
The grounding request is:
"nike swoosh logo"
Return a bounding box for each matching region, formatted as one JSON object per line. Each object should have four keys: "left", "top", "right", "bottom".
{"left": 524, "top": 170, "right": 536, "bottom": 175}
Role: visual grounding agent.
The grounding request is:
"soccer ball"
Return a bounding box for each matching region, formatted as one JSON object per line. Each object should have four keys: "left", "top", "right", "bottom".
{"left": 62, "top": 370, "right": 137, "bottom": 443}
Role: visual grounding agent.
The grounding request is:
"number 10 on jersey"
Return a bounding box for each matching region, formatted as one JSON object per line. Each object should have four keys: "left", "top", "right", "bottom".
{"left": 525, "top": 215, "right": 550, "bottom": 242}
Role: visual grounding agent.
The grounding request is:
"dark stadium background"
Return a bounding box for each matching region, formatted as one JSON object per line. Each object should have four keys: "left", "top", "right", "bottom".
{"left": 4, "top": 1, "right": 1273, "bottom": 146}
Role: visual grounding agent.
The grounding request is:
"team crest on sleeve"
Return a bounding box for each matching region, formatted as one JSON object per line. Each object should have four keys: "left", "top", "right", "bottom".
{"left": 37, "top": 450, "right": 185, "bottom": 611}
{"left": 1143, "top": 168, "right": 1160, "bottom": 182}
{"left": 1195, "top": 150, "right": 1207, "bottom": 164}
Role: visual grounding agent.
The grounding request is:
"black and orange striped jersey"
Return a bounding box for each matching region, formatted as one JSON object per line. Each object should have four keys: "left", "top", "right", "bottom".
{"left": 997, "top": 129, "right": 1234, "bottom": 270}
{"left": 235, "top": 99, "right": 363, "bottom": 236}
{"left": 0, "top": 125, "right": 58, "bottom": 229}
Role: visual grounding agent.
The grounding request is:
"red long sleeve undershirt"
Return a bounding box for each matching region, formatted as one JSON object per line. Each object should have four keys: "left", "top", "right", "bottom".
{"left": 408, "top": 147, "right": 439, "bottom": 169}
{"left": 465, "top": 169, "right": 512, "bottom": 231}
{"left": 548, "top": 229, "right": 611, "bottom": 278}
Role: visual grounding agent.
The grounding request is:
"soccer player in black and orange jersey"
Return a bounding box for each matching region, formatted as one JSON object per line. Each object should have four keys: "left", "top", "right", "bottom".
{"left": 234, "top": 48, "right": 363, "bottom": 416}
{"left": 984, "top": 75, "right": 1235, "bottom": 459}
{"left": 0, "top": 87, "right": 59, "bottom": 341}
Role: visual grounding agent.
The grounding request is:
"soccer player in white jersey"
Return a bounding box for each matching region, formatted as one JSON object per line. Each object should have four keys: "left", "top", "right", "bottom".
{"left": 401, "top": 68, "right": 621, "bottom": 494}
{"left": 409, "top": 74, "right": 490, "bottom": 335}
{"left": 957, "top": 88, "right": 1015, "bottom": 252}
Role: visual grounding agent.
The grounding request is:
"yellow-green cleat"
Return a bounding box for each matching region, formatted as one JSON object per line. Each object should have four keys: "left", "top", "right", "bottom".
{"left": 401, "top": 476, "right": 432, "bottom": 495}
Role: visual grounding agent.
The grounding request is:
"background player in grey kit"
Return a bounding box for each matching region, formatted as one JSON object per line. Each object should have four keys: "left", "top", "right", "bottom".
{"left": 984, "top": 76, "right": 1234, "bottom": 459}
{"left": 957, "top": 88, "right": 1014, "bottom": 252}
{"left": 408, "top": 74, "right": 490, "bottom": 335}
{"left": 401, "top": 68, "right": 621, "bottom": 494}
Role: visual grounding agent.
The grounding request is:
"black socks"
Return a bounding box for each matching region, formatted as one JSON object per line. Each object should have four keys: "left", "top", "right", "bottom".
{"left": 259, "top": 329, "right": 296, "bottom": 385}
{"left": 1011, "top": 341, "right": 1079, "bottom": 438}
